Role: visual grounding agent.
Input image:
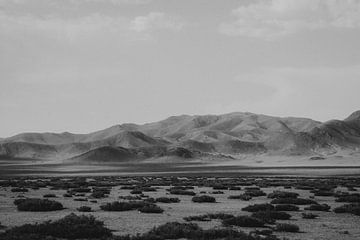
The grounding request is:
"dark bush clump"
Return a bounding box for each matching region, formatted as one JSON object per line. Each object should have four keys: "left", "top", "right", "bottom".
{"left": 223, "top": 216, "right": 265, "bottom": 227}
{"left": 130, "top": 189, "right": 143, "bottom": 195}
{"left": 169, "top": 189, "right": 196, "bottom": 196}
{"left": 90, "top": 191, "right": 107, "bottom": 199}
{"left": 271, "top": 198, "right": 317, "bottom": 205}
{"left": 251, "top": 211, "right": 291, "bottom": 224}
{"left": 156, "top": 197, "right": 180, "bottom": 203}
{"left": 274, "top": 204, "right": 299, "bottom": 211}
{"left": 275, "top": 223, "right": 299, "bottom": 232}
{"left": 139, "top": 204, "right": 164, "bottom": 214}
{"left": 77, "top": 206, "right": 92, "bottom": 212}
{"left": 11, "top": 188, "right": 28, "bottom": 193}
{"left": 0, "top": 213, "right": 111, "bottom": 239}
{"left": 100, "top": 201, "right": 146, "bottom": 211}
{"left": 336, "top": 194, "right": 360, "bottom": 203}
{"left": 184, "top": 213, "right": 234, "bottom": 222}
{"left": 228, "top": 194, "right": 252, "bottom": 201}
{"left": 304, "top": 204, "right": 331, "bottom": 212}
{"left": 192, "top": 195, "right": 216, "bottom": 203}
{"left": 334, "top": 203, "right": 360, "bottom": 216}
{"left": 302, "top": 213, "right": 318, "bottom": 219}
{"left": 268, "top": 191, "right": 299, "bottom": 199}
{"left": 14, "top": 198, "right": 63, "bottom": 212}
{"left": 242, "top": 203, "right": 274, "bottom": 212}
{"left": 245, "top": 189, "right": 267, "bottom": 197}
{"left": 43, "top": 194, "right": 56, "bottom": 198}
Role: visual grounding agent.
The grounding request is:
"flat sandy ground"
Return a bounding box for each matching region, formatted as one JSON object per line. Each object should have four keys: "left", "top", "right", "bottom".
{"left": 1, "top": 182, "right": 360, "bottom": 240}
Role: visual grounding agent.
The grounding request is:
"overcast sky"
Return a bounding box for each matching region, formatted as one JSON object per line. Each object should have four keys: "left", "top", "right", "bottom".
{"left": 1, "top": 0, "right": 360, "bottom": 137}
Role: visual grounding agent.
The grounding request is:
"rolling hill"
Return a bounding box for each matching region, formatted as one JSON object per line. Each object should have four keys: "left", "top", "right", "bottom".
{"left": 1, "top": 111, "right": 359, "bottom": 163}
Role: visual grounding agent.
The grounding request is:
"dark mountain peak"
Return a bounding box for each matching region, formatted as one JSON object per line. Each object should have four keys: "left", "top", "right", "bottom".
{"left": 345, "top": 110, "right": 360, "bottom": 122}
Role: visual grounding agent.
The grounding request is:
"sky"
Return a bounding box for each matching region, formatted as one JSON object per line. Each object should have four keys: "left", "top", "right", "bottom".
{"left": 1, "top": 0, "right": 360, "bottom": 137}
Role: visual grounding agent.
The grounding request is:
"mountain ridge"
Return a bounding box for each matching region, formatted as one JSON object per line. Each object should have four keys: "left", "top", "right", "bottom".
{"left": 1, "top": 111, "right": 359, "bottom": 163}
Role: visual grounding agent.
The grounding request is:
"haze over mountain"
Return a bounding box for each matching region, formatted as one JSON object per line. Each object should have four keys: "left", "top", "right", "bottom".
{"left": 1, "top": 111, "right": 360, "bottom": 163}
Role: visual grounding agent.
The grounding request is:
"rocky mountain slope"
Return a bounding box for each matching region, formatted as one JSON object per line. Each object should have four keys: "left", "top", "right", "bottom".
{"left": 1, "top": 111, "right": 359, "bottom": 162}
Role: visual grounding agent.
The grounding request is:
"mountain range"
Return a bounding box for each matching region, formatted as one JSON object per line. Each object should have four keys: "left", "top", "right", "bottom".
{"left": 1, "top": 111, "right": 360, "bottom": 163}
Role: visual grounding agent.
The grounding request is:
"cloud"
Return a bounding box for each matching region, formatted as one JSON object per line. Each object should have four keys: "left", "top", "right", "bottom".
{"left": 130, "top": 12, "right": 185, "bottom": 32}
{"left": 230, "top": 65, "right": 360, "bottom": 120}
{"left": 219, "top": 0, "right": 360, "bottom": 40}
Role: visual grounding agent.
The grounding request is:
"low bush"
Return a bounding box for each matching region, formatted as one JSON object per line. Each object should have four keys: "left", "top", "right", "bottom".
{"left": 275, "top": 223, "right": 299, "bottom": 232}
{"left": 11, "top": 188, "right": 28, "bottom": 193}
{"left": 251, "top": 211, "right": 291, "bottom": 224}
{"left": 100, "top": 201, "right": 146, "bottom": 211}
{"left": 245, "top": 190, "right": 267, "bottom": 197}
{"left": 334, "top": 203, "right": 360, "bottom": 216}
{"left": 270, "top": 198, "right": 317, "bottom": 205}
{"left": 0, "top": 213, "right": 111, "bottom": 239}
{"left": 302, "top": 213, "right": 318, "bottom": 219}
{"left": 192, "top": 195, "right": 216, "bottom": 203}
{"left": 223, "top": 216, "right": 265, "bottom": 227}
{"left": 268, "top": 191, "right": 299, "bottom": 199}
{"left": 184, "top": 213, "right": 234, "bottom": 222}
{"left": 43, "top": 194, "right": 56, "bottom": 198}
{"left": 274, "top": 204, "right": 299, "bottom": 211}
{"left": 156, "top": 197, "right": 180, "bottom": 203}
{"left": 14, "top": 198, "right": 63, "bottom": 212}
{"left": 304, "top": 204, "right": 331, "bottom": 212}
{"left": 77, "top": 206, "right": 92, "bottom": 212}
{"left": 139, "top": 204, "right": 164, "bottom": 214}
{"left": 336, "top": 195, "right": 360, "bottom": 203}
{"left": 169, "top": 189, "right": 196, "bottom": 196}
{"left": 130, "top": 189, "right": 142, "bottom": 195}
{"left": 242, "top": 203, "right": 274, "bottom": 212}
{"left": 228, "top": 194, "right": 252, "bottom": 201}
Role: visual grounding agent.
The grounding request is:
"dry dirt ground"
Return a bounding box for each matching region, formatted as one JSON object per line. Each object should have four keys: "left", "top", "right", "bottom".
{"left": 1, "top": 179, "right": 360, "bottom": 240}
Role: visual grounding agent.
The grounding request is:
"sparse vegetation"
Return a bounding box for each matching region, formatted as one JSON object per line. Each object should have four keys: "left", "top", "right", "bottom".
{"left": 275, "top": 223, "right": 300, "bottom": 232}
{"left": 14, "top": 198, "right": 63, "bottom": 211}
{"left": 192, "top": 195, "right": 216, "bottom": 203}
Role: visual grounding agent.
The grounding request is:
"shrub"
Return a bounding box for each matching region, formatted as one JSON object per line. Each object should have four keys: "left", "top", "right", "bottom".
{"left": 336, "top": 195, "right": 360, "bottom": 203}
{"left": 73, "top": 198, "right": 88, "bottom": 202}
{"left": 192, "top": 195, "right": 216, "bottom": 203}
{"left": 275, "top": 223, "right": 299, "bottom": 232}
{"left": 11, "top": 188, "right": 28, "bottom": 193}
{"left": 228, "top": 194, "right": 252, "bottom": 201}
{"left": 270, "top": 198, "right": 317, "bottom": 205}
{"left": 184, "top": 213, "right": 234, "bottom": 222}
{"left": 304, "top": 204, "right": 331, "bottom": 212}
{"left": 245, "top": 190, "right": 266, "bottom": 197}
{"left": 156, "top": 197, "right": 180, "bottom": 203}
{"left": 90, "top": 191, "right": 107, "bottom": 199}
{"left": 252, "top": 211, "right": 291, "bottom": 224}
{"left": 130, "top": 189, "right": 143, "bottom": 195}
{"left": 184, "top": 215, "right": 211, "bottom": 222}
{"left": 274, "top": 204, "right": 299, "bottom": 211}
{"left": 43, "top": 194, "right": 56, "bottom": 198}
{"left": 302, "top": 213, "right": 318, "bottom": 219}
{"left": 268, "top": 191, "right": 299, "bottom": 199}
{"left": 169, "top": 189, "right": 196, "bottom": 196}
{"left": 242, "top": 203, "right": 274, "bottom": 212}
{"left": 334, "top": 203, "right": 360, "bottom": 216}
{"left": 145, "top": 222, "right": 200, "bottom": 239}
{"left": 223, "top": 216, "right": 265, "bottom": 227}
{"left": 77, "top": 206, "right": 92, "bottom": 212}
{"left": 70, "top": 188, "right": 91, "bottom": 193}
{"left": 100, "top": 201, "right": 146, "bottom": 211}
{"left": 139, "top": 204, "right": 164, "bottom": 214}
{"left": 1, "top": 213, "right": 111, "bottom": 239}
{"left": 14, "top": 198, "right": 63, "bottom": 212}
{"left": 63, "top": 193, "right": 72, "bottom": 198}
